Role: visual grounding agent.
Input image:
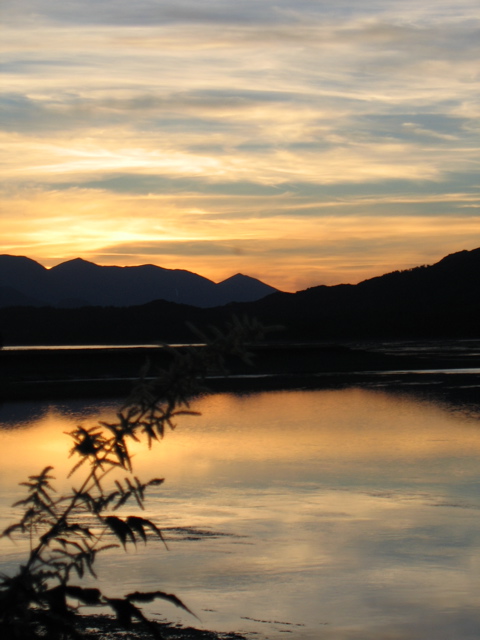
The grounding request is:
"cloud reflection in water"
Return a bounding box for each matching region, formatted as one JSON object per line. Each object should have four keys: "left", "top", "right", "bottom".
{"left": 1, "top": 388, "right": 480, "bottom": 639}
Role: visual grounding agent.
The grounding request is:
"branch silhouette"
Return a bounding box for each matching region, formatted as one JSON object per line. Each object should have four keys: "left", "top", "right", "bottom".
{"left": 0, "top": 316, "right": 267, "bottom": 639}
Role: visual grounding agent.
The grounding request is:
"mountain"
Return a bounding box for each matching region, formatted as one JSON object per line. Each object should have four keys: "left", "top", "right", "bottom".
{"left": 235, "top": 247, "right": 480, "bottom": 340}
{"left": 0, "top": 255, "right": 279, "bottom": 308}
{"left": 0, "top": 286, "right": 44, "bottom": 308}
{"left": 215, "top": 273, "right": 277, "bottom": 304}
{"left": 1, "top": 248, "right": 480, "bottom": 345}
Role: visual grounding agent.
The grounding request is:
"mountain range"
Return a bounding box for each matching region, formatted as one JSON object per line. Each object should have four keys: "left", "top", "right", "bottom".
{"left": 0, "top": 247, "right": 479, "bottom": 344}
{"left": 0, "top": 256, "right": 278, "bottom": 308}
{"left": 240, "top": 246, "right": 480, "bottom": 340}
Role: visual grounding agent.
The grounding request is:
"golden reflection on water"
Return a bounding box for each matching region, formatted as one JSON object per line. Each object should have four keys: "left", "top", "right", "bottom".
{"left": 1, "top": 389, "right": 479, "bottom": 470}
{"left": 2, "top": 388, "right": 480, "bottom": 640}
{"left": 2, "top": 387, "right": 480, "bottom": 501}
{"left": 0, "top": 405, "right": 116, "bottom": 488}
{"left": 131, "top": 387, "right": 480, "bottom": 489}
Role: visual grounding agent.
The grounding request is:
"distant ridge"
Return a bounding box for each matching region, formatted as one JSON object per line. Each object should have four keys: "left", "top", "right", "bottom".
{"left": 1, "top": 248, "right": 480, "bottom": 344}
{"left": 215, "top": 273, "right": 276, "bottom": 303}
{"left": 237, "top": 246, "right": 480, "bottom": 340}
{"left": 0, "top": 255, "right": 279, "bottom": 309}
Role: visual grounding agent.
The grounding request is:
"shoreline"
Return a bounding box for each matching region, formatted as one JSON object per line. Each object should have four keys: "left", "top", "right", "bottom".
{"left": 76, "top": 613, "right": 248, "bottom": 640}
{"left": 1, "top": 342, "right": 480, "bottom": 403}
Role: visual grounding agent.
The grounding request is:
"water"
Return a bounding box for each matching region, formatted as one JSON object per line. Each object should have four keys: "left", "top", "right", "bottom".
{"left": 2, "top": 387, "right": 480, "bottom": 639}
{"left": 2, "top": 344, "right": 202, "bottom": 350}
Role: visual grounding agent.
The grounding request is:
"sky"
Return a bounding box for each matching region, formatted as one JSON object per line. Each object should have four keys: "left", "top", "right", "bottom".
{"left": 1, "top": 0, "right": 480, "bottom": 292}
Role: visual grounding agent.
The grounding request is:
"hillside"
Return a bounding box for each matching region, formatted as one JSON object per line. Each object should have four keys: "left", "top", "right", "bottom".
{"left": 236, "top": 247, "right": 480, "bottom": 340}
{"left": 0, "top": 248, "right": 479, "bottom": 344}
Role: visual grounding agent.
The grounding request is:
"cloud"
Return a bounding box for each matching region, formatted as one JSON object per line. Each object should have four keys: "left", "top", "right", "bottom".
{"left": 4, "top": 1, "right": 480, "bottom": 28}
{"left": 1, "top": 0, "right": 480, "bottom": 289}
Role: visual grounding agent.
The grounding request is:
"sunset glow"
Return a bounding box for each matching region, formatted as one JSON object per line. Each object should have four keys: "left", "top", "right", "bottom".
{"left": 2, "top": 1, "right": 480, "bottom": 291}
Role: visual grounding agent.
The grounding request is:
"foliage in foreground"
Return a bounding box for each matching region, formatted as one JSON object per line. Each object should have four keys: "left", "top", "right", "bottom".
{"left": 0, "top": 317, "right": 266, "bottom": 640}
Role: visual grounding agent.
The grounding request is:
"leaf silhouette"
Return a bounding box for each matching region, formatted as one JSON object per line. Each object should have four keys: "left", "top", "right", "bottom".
{"left": 64, "top": 586, "right": 102, "bottom": 605}
{"left": 126, "top": 516, "right": 147, "bottom": 543}
{"left": 126, "top": 590, "right": 198, "bottom": 619}
{"left": 126, "top": 516, "right": 168, "bottom": 549}
{"left": 0, "top": 318, "right": 265, "bottom": 639}
{"left": 1, "top": 522, "right": 24, "bottom": 539}
{"left": 104, "top": 516, "right": 135, "bottom": 548}
{"left": 106, "top": 597, "right": 163, "bottom": 638}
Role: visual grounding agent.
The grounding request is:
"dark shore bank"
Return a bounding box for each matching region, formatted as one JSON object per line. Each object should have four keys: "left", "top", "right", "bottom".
{"left": 76, "top": 613, "right": 248, "bottom": 640}
{"left": 1, "top": 341, "right": 480, "bottom": 402}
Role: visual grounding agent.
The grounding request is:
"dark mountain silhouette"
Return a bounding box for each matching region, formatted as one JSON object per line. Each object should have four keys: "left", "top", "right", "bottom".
{"left": 0, "top": 286, "right": 44, "bottom": 308}
{"left": 233, "top": 247, "right": 480, "bottom": 340}
{"left": 0, "top": 255, "right": 47, "bottom": 291}
{"left": 215, "top": 273, "right": 277, "bottom": 303}
{"left": 0, "top": 247, "right": 479, "bottom": 345}
{"left": 0, "top": 255, "right": 278, "bottom": 308}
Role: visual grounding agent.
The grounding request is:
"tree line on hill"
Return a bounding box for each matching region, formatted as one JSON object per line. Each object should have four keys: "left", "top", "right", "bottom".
{"left": 1, "top": 248, "right": 480, "bottom": 344}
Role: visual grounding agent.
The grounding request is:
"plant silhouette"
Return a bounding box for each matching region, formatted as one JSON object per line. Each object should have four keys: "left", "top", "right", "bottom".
{"left": 0, "top": 317, "right": 266, "bottom": 639}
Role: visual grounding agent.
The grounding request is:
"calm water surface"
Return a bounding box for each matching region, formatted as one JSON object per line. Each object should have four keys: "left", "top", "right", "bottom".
{"left": 2, "top": 388, "right": 480, "bottom": 640}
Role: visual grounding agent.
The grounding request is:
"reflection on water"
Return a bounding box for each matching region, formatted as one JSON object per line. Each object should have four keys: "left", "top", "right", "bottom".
{"left": 2, "top": 388, "right": 480, "bottom": 639}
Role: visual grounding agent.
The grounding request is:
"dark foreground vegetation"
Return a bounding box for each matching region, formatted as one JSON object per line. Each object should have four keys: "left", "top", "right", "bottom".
{"left": 70, "top": 614, "right": 248, "bottom": 640}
